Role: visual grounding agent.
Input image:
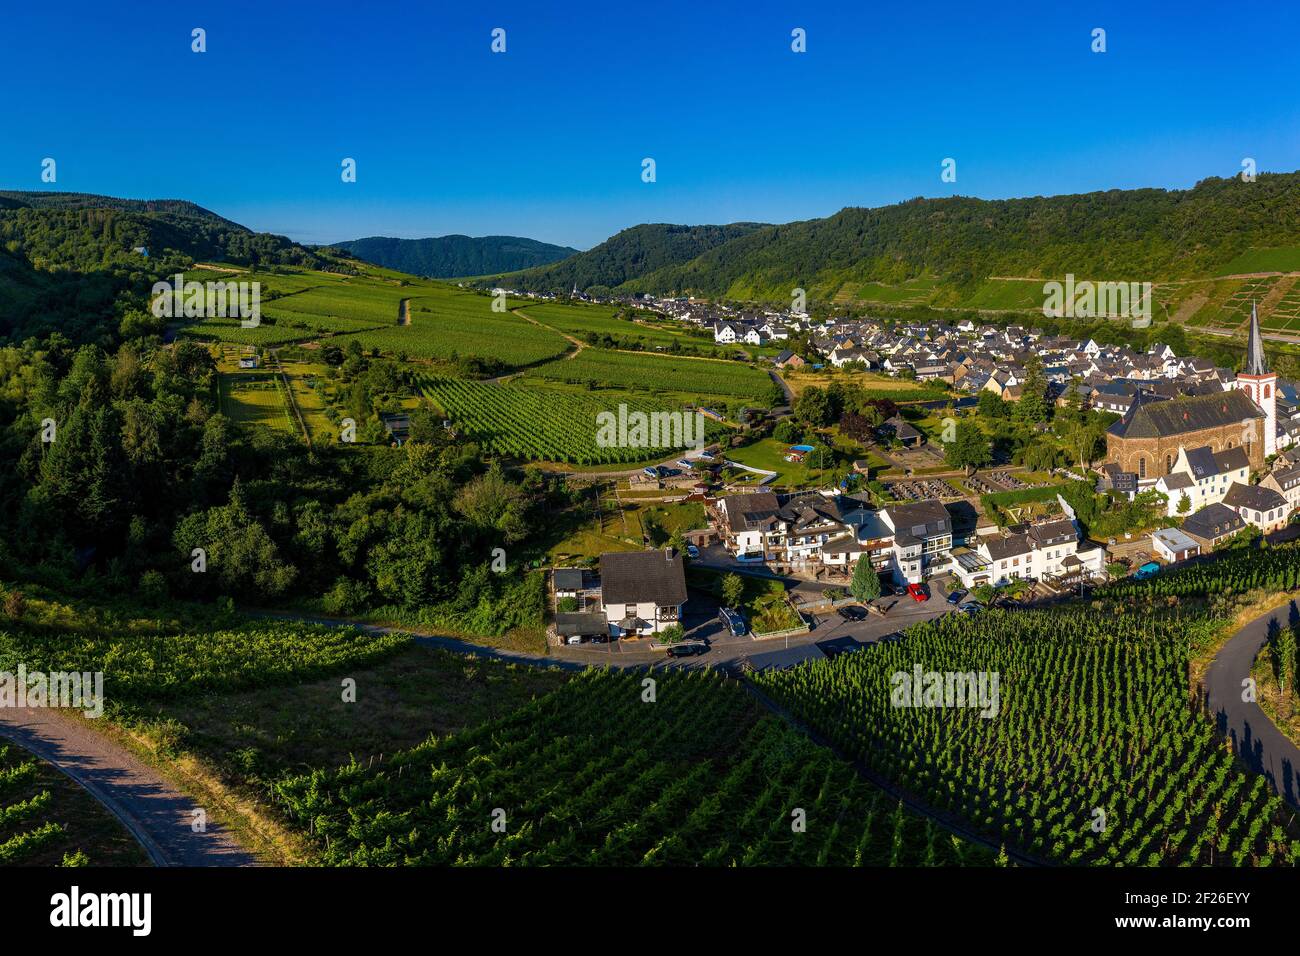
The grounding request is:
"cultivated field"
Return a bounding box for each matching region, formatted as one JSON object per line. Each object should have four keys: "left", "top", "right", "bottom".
{"left": 421, "top": 375, "right": 719, "bottom": 465}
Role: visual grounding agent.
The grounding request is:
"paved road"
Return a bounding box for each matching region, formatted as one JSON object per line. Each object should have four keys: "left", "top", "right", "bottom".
{"left": 1204, "top": 600, "right": 1300, "bottom": 809}
{"left": 0, "top": 707, "right": 253, "bottom": 866}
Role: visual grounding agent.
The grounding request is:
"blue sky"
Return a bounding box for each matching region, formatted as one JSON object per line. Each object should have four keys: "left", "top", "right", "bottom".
{"left": 3, "top": 0, "right": 1298, "bottom": 249}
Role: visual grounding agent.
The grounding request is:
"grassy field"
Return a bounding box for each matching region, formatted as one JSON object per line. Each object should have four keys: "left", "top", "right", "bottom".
{"left": 218, "top": 370, "right": 297, "bottom": 433}
{"left": 178, "top": 267, "right": 570, "bottom": 368}
{"left": 122, "top": 643, "right": 568, "bottom": 791}
{"left": 725, "top": 438, "right": 839, "bottom": 489}
{"left": 783, "top": 367, "right": 947, "bottom": 401}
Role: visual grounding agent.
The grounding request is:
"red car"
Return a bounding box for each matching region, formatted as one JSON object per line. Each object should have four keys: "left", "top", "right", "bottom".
{"left": 906, "top": 583, "right": 928, "bottom": 602}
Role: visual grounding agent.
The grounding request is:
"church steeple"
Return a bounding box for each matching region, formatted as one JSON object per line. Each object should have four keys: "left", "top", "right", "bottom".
{"left": 1245, "top": 301, "right": 1269, "bottom": 376}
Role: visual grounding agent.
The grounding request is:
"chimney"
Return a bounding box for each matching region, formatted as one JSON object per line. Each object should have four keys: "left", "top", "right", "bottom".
{"left": 665, "top": 547, "right": 674, "bottom": 561}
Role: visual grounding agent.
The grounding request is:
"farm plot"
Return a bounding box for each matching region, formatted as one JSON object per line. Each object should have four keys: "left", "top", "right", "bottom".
{"left": 219, "top": 371, "right": 296, "bottom": 433}
{"left": 526, "top": 349, "right": 773, "bottom": 401}
{"left": 421, "top": 376, "right": 720, "bottom": 465}
{"left": 274, "top": 668, "right": 991, "bottom": 866}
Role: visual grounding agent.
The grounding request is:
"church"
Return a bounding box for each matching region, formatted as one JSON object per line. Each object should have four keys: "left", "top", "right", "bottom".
{"left": 1105, "top": 305, "right": 1276, "bottom": 486}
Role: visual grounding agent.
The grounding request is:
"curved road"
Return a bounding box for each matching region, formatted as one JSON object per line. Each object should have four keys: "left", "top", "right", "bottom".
{"left": 1205, "top": 599, "right": 1300, "bottom": 809}
{"left": 0, "top": 707, "right": 254, "bottom": 866}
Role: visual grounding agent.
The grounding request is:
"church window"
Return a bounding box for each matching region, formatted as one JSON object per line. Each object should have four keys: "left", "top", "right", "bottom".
{"left": 1138, "top": 457, "right": 1146, "bottom": 479}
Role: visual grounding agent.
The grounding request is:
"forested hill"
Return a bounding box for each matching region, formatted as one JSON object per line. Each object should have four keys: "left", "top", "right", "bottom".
{"left": 483, "top": 222, "right": 767, "bottom": 295}
{"left": 0, "top": 190, "right": 325, "bottom": 343}
{"left": 0, "top": 190, "right": 321, "bottom": 272}
{"left": 486, "top": 172, "right": 1300, "bottom": 302}
{"left": 328, "top": 234, "right": 578, "bottom": 278}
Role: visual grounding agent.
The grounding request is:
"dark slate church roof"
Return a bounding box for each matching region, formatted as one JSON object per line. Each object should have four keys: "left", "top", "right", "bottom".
{"left": 1108, "top": 390, "right": 1262, "bottom": 440}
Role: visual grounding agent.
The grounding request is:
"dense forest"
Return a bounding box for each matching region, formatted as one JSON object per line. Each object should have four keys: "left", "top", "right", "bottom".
{"left": 485, "top": 222, "right": 766, "bottom": 295}
{"left": 328, "top": 234, "right": 577, "bottom": 278}
{"left": 486, "top": 172, "right": 1300, "bottom": 301}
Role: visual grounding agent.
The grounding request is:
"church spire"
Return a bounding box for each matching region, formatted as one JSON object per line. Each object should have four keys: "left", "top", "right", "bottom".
{"left": 1245, "top": 301, "right": 1269, "bottom": 376}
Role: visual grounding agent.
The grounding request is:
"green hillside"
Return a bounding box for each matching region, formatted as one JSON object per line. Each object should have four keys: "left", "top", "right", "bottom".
{"left": 328, "top": 234, "right": 578, "bottom": 278}
{"left": 486, "top": 222, "right": 767, "bottom": 294}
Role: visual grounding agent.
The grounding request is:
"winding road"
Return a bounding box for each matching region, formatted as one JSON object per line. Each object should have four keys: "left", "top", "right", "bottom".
{"left": 0, "top": 707, "right": 254, "bottom": 866}
{"left": 1204, "top": 600, "right": 1300, "bottom": 809}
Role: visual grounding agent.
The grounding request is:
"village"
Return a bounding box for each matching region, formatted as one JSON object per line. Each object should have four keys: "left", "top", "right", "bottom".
{"left": 544, "top": 299, "right": 1300, "bottom": 668}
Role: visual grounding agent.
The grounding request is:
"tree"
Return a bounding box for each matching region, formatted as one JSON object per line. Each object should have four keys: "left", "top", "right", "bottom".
{"left": 721, "top": 572, "right": 745, "bottom": 609}
{"left": 977, "top": 389, "right": 1008, "bottom": 420}
{"left": 793, "top": 387, "right": 833, "bottom": 427}
{"left": 1016, "top": 354, "right": 1050, "bottom": 424}
{"left": 1177, "top": 493, "right": 1192, "bottom": 515}
{"left": 945, "top": 419, "right": 992, "bottom": 474}
{"left": 658, "top": 623, "right": 685, "bottom": 644}
{"left": 850, "top": 556, "right": 881, "bottom": 601}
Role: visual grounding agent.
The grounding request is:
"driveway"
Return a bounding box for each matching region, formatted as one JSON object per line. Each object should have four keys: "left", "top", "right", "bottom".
{"left": 1204, "top": 600, "right": 1300, "bottom": 808}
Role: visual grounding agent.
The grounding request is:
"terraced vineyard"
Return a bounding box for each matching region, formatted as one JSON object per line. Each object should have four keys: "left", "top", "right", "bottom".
{"left": 527, "top": 348, "right": 774, "bottom": 401}
{"left": 755, "top": 606, "right": 1300, "bottom": 866}
{"left": 274, "top": 669, "right": 992, "bottom": 866}
{"left": 421, "top": 376, "right": 719, "bottom": 464}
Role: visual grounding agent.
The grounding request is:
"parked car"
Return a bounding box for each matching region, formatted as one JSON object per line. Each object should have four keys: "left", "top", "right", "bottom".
{"left": 666, "top": 642, "right": 708, "bottom": 658}
{"left": 946, "top": 588, "right": 967, "bottom": 605}
{"left": 676, "top": 459, "right": 694, "bottom": 469}
{"left": 906, "top": 583, "right": 928, "bottom": 602}
{"left": 837, "top": 605, "right": 867, "bottom": 622}
{"left": 565, "top": 635, "right": 584, "bottom": 645}
{"left": 958, "top": 602, "right": 982, "bottom": 614}
{"left": 686, "top": 544, "right": 700, "bottom": 559}
{"left": 718, "top": 607, "right": 747, "bottom": 637}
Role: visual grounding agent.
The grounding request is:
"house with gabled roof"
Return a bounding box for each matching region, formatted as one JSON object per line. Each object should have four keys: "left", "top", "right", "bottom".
{"left": 598, "top": 548, "right": 688, "bottom": 637}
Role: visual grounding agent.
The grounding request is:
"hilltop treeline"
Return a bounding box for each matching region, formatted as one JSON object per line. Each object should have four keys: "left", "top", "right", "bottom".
{"left": 493, "top": 172, "right": 1300, "bottom": 302}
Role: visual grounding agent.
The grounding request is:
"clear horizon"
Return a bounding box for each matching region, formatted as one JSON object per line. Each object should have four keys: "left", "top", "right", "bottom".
{"left": 4, "top": 0, "right": 1298, "bottom": 249}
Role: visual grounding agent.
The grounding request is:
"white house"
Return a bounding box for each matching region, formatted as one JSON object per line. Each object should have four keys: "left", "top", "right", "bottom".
{"left": 1221, "top": 483, "right": 1290, "bottom": 534}
{"left": 598, "top": 549, "right": 688, "bottom": 637}
{"left": 1155, "top": 445, "right": 1250, "bottom": 517}
{"left": 952, "top": 518, "right": 1104, "bottom": 589}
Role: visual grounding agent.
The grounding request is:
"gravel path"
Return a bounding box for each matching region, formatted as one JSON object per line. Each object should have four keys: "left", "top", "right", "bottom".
{"left": 0, "top": 707, "right": 254, "bottom": 866}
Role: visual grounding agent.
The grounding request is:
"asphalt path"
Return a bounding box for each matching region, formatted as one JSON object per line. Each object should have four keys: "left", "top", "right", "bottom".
{"left": 1205, "top": 600, "right": 1300, "bottom": 809}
